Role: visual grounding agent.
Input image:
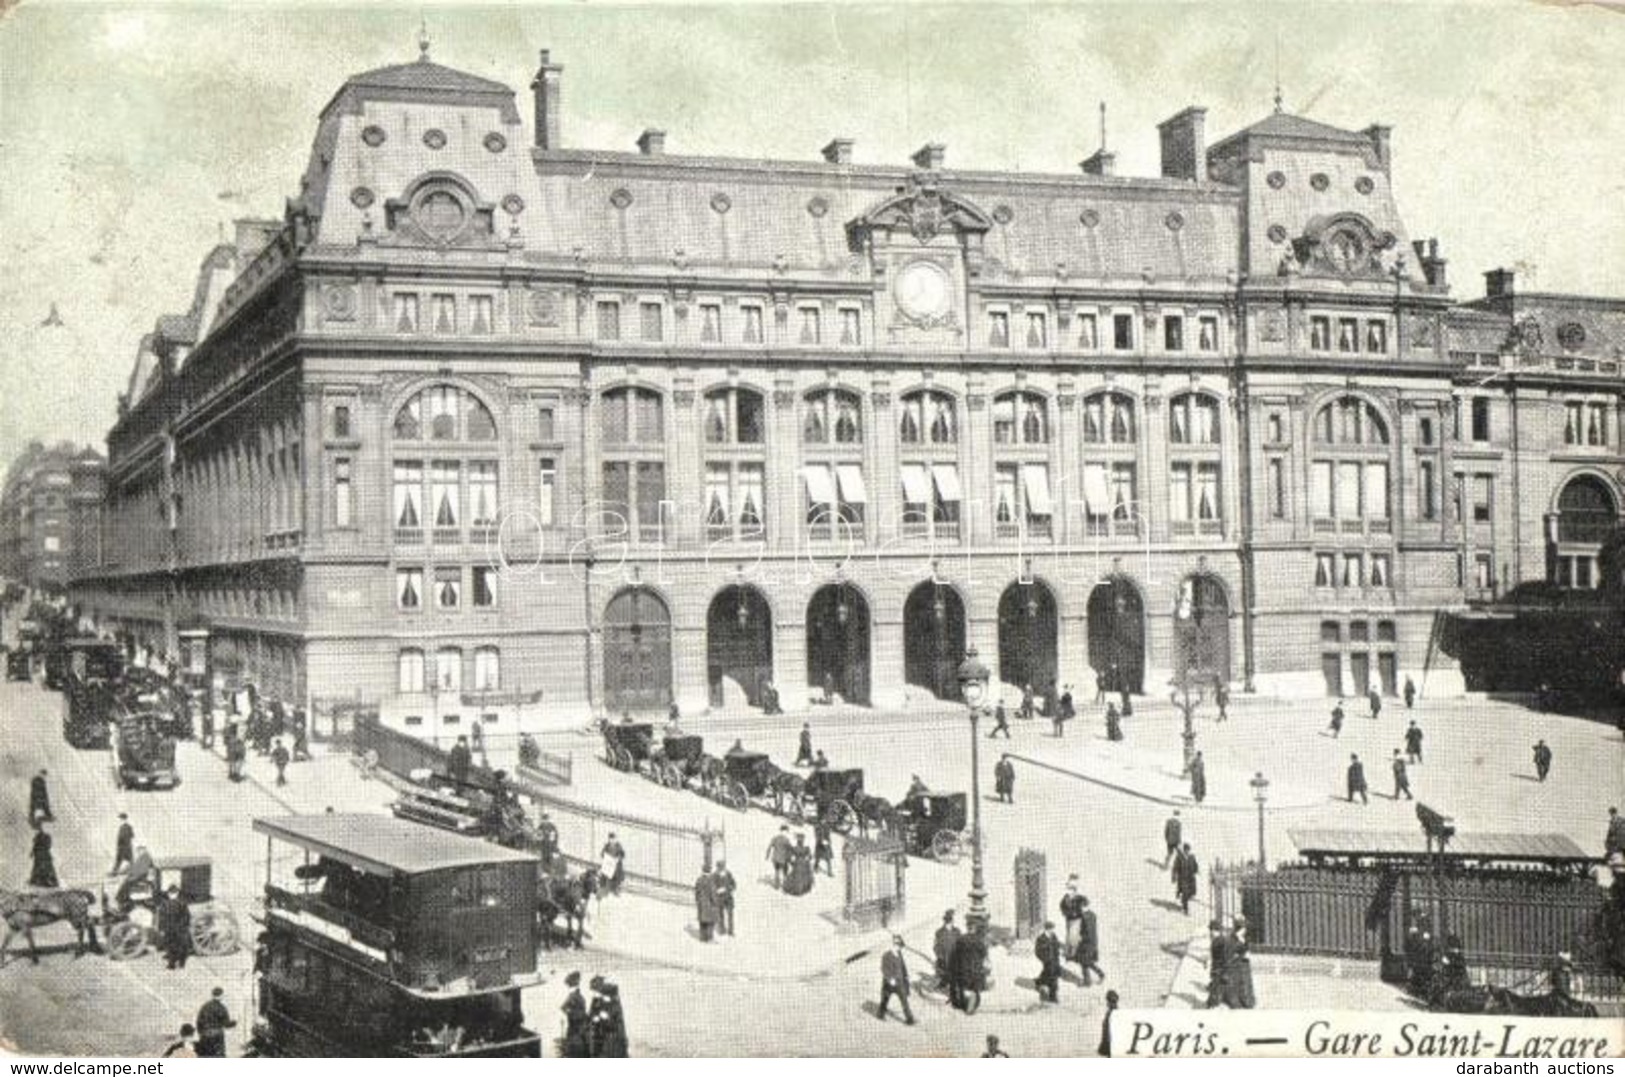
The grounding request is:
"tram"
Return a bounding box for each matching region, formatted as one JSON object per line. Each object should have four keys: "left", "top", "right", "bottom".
{"left": 251, "top": 813, "right": 545, "bottom": 1057}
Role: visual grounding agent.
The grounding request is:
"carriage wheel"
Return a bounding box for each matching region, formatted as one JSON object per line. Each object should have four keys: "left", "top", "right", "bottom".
{"left": 107, "top": 921, "right": 147, "bottom": 961}
{"left": 829, "top": 800, "right": 858, "bottom": 835}
{"left": 931, "top": 829, "right": 965, "bottom": 864}
{"left": 725, "top": 780, "right": 750, "bottom": 811}
{"left": 190, "top": 908, "right": 240, "bottom": 957}
{"left": 613, "top": 747, "right": 633, "bottom": 772}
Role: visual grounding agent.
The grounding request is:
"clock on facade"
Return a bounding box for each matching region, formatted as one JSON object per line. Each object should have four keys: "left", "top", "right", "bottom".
{"left": 895, "top": 260, "right": 950, "bottom": 321}
{"left": 1323, "top": 227, "right": 1368, "bottom": 275}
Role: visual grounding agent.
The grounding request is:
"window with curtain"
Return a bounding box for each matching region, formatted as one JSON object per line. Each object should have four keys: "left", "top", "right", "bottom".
{"left": 468, "top": 462, "right": 498, "bottom": 527}
{"left": 435, "top": 648, "right": 462, "bottom": 692}
{"left": 803, "top": 390, "right": 863, "bottom": 445}
{"left": 1169, "top": 394, "right": 1220, "bottom": 445}
{"left": 474, "top": 647, "right": 500, "bottom": 691}
{"left": 1081, "top": 393, "right": 1135, "bottom": 444}
{"left": 993, "top": 392, "right": 1048, "bottom": 445}
{"left": 398, "top": 650, "right": 425, "bottom": 693}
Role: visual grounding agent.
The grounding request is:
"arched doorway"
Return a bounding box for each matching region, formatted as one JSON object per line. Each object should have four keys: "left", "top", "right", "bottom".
{"left": 806, "top": 584, "right": 870, "bottom": 705}
{"left": 903, "top": 581, "right": 966, "bottom": 702}
{"left": 603, "top": 588, "right": 672, "bottom": 712}
{"left": 1087, "top": 577, "right": 1145, "bottom": 694}
{"left": 997, "top": 580, "right": 1058, "bottom": 701}
{"left": 1551, "top": 475, "right": 1618, "bottom": 589}
{"left": 1172, "top": 573, "right": 1230, "bottom": 685}
{"left": 707, "top": 585, "right": 774, "bottom": 708}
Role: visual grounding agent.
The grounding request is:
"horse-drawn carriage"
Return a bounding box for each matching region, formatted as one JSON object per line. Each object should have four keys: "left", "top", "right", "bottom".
{"left": 651, "top": 734, "right": 707, "bottom": 790}
{"left": 602, "top": 722, "right": 656, "bottom": 774}
{"left": 111, "top": 712, "right": 180, "bottom": 790}
{"left": 720, "top": 749, "right": 775, "bottom": 811}
{"left": 898, "top": 791, "right": 970, "bottom": 862}
{"left": 788, "top": 767, "right": 866, "bottom": 831}
{"left": 104, "top": 856, "right": 240, "bottom": 961}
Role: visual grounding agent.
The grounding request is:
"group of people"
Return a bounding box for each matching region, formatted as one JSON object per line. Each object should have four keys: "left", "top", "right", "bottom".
{"left": 764, "top": 825, "right": 820, "bottom": 896}
{"left": 691, "top": 861, "right": 737, "bottom": 941}
{"left": 558, "top": 971, "right": 629, "bottom": 1057}
{"left": 214, "top": 702, "right": 307, "bottom": 786}
{"left": 1205, "top": 917, "right": 1257, "bottom": 1009}
{"left": 160, "top": 987, "right": 236, "bottom": 1058}
{"left": 930, "top": 911, "right": 989, "bottom": 1012}
{"left": 1343, "top": 718, "right": 1432, "bottom": 805}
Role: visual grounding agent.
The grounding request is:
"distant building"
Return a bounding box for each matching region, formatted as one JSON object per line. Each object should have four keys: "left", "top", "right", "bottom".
{"left": 1, "top": 441, "right": 105, "bottom": 594}
{"left": 69, "top": 49, "right": 1624, "bottom": 731}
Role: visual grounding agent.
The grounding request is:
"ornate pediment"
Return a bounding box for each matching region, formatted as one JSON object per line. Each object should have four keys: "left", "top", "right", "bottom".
{"left": 383, "top": 171, "right": 500, "bottom": 250}
{"left": 1282, "top": 213, "right": 1395, "bottom": 280}
{"left": 848, "top": 178, "right": 994, "bottom": 247}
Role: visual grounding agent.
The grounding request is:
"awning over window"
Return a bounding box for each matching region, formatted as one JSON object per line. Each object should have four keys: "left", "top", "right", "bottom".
{"left": 836, "top": 464, "right": 868, "bottom": 504}
{"left": 1082, "top": 464, "right": 1111, "bottom": 515}
{"left": 1021, "top": 464, "right": 1053, "bottom": 515}
{"left": 931, "top": 463, "right": 963, "bottom": 502}
{"left": 801, "top": 464, "right": 836, "bottom": 505}
{"left": 900, "top": 464, "right": 932, "bottom": 505}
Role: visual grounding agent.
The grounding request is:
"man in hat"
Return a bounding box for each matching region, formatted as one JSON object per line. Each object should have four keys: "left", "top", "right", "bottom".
{"left": 1163, "top": 810, "right": 1183, "bottom": 869}
{"left": 1189, "top": 750, "right": 1207, "bottom": 804}
{"left": 988, "top": 700, "right": 1011, "bottom": 739}
{"left": 1204, "top": 920, "right": 1233, "bottom": 1008}
{"left": 1172, "top": 843, "right": 1200, "bottom": 915}
{"left": 1328, "top": 700, "right": 1345, "bottom": 738}
{"left": 994, "top": 754, "right": 1016, "bottom": 804}
{"left": 1532, "top": 739, "right": 1553, "bottom": 782}
{"left": 796, "top": 723, "right": 815, "bottom": 766}
{"left": 1034, "top": 921, "right": 1063, "bottom": 1002}
{"left": 271, "top": 738, "right": 290, "bottom": 786}
{"left": 1059, "top": 877, "right": 1085, "bottom": 962}
{"left": 1391, "top": 750, "right": 1413, "bottom": 800}
{"left": 1368, "top": 686, "right": 1383, "bottom": 721}
{"left": 447, "top": 735, "right": 472, "bottom": 787}
{"left": 1074, "top": 896, "right": 1105, "bottom": 987}
{"left": 29, "top": 768, "right": 52, "bottom": 824}
{"left": 713, "top": 860, "right": 736, "bottom": 935}
{"left": 156, "top": 885, "right": 192, "bottom": 970}
{"left": 1098, "top": 990, "right": 1120, "bottom": 1056}
{"left": 586, "top": 976, "right": 609, "bottom": 1056}
{"left": 1347, "top": 754, "right": 1369, "bottom": 805}
{"left": 877, "top": 935, "right": 915, "bottom": 1024}
{"left": 111, "top": 813, "right": 135, "bottom": 875}
{"left": 813, "top": 820, "right": 835, "bottom": 877}
{"left": 1403, "top": 676, "right": 1417, "bottom": 710}
{"left": 1404, "top": 720, "right": 1424, "bottom": 765}
{"left": 1215, "top": 682, "right": 1230, "bottom": 722}
{"left": 538, "top": 811, "right": 559, "bottom": 870}
{"left": 195, "top": 986, "right": 235, "bottom": 1057}
{"left": 934, "top": 910, "right": 962, "bottom": 1001}
{"left": 29, "top": 821, "right": 58, "bottom": 888}
{"left": 560, "top": 971, "right": 589, "bottom": 1057}
{"left": 693, "top": 866, "right": 718, "bottom": 942}
{"left": 766, "top": 826, "right": 793, "bottom": 889}
{"left": 950, "top": 923, "right": 988, "bottom": 1013}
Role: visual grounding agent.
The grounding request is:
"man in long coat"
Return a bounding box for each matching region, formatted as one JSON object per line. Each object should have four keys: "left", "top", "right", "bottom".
{"left": 1204, "top": 920, "right": 1233, "bottom": 1007}
{"left": 447, "top": 736, "right": 472, "bottom": 787}
{"left": 1533, "top": 739, "right": 1553, "bottom": 782}
{"left": 1404, "top": 721, "right": 1424, "bottom": 764}
{"left": 950, "top": 926, "right": 988, "bottom": 1012}
{"left": 1172, "top": 844, "right": 1199, "bottom": 915}
{"left": 1189, "top": 752, "right": 1207, "bottom": 804}
{"left": 1074, "top": 896, "right": 1105, "bottom": 986}
{"left": 1347, "top": 754, "right": 1369, "bottom": 804}
{"left": 795, "top": 724, "right": 814, "bottom": 766}
{"left": 994, "top": 755, "right": 1015, "bottom": 804}
{"left": 1226, "top": 918, "right": 1256, "bottom": 1009}
{"left": 559, "top": 971, "right": 589, "bottom": 1057}
{"left": 766, "top": 826, "right": 793, "bottom": 889}
{"left": 195, "top": 986, "right": 236, "bottom": 1057}
{"left": 29, "top": 769, "right": 52, "bottom": 823}
{"left": 693, "top": 867, "right": 718, "bottom": 942}
{"left": 112, "top": 813, "right": 135, "bottom": 875}
{"left": 876, "top": 936, "right": 915, "bottom": 1023}
{"left": 1391, "top": 751, "right": 1413, "bottom": 800}
{"left": 29, "top": 823, "right": 59, "bottom": 888}
{"left": 1034, "top": 921, "right": 1063, "bottom": 1002}
{"left": 156, "top": 884, "right": 192, "bottom": 969}
{"left": 933, "top": 910, "right": 962, "bottom": 1001}
{"left": 1163, "top": 811, "right": 1183, "bottom": 868}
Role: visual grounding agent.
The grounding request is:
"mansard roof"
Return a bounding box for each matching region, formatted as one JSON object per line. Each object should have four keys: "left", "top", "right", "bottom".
{"left": 320, "top": 56, "right": 520, "bottom": 123}
{"left": 1219, "top": 111, "right": 1371, "bottom": 146}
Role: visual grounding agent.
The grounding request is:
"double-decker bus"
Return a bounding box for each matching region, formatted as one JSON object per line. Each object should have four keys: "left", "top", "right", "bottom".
{"left": 251, "top": 813, "right": 544, "bottom": 1057}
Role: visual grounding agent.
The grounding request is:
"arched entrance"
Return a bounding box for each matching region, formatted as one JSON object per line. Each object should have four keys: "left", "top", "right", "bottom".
{"left": 806, "top": 584, "right": 870, "bottom": 705}
{"left": 1087, "top": 577, "right": 1145, "bottom": 694}
{"left": 1550, "top": 475, "right": 1618, "bottom": 589}
{"left": 1172, "top": 573, "right": 1230, "bottom": 685}
{"left": 603, "top": 588, "right": 673, "bottom": 712}
{"left": 997, "top": 580, "right": 1058, "bottom": 701}
{"left": 707, "top": 585, "right": 774, "bottom": 708}
{"left": 903, "top": 581, "right": 966, "bottom": 702}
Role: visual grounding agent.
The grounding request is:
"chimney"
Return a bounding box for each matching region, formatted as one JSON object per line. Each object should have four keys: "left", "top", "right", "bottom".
{"left": 1156, "top": 107, "right": 1207, "bottom": 181}
{"left": 821, "top": 138, "right": 854, "bottom": 165}
{"left": 1484, "top": 267, "right": 1515, "bottom": 300}
{"left": 637, "top": 128, "right": 666, "bottom": 156}
{"left": 530, "top": 49, "right": 563, "bottom": 150}
{"left": 911, "top": 143, "right": 945, "bottom": 171}
{"left": 1079, "top": 150, "right": 1116, "bottom": 177}
{"left": 1410, "top": 238, "right": 1448, "bottom": 289}
{"left": 1364, "top": 124, "right": 1391, "bottom": 172}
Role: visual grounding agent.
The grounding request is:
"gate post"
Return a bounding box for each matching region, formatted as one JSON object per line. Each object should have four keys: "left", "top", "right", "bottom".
{"left": 1013, "top": 847, "right": 1047, "bottom": 940}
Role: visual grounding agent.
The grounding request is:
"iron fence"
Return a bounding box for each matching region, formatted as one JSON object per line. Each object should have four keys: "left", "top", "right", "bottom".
{"left": 843, "top": 834, "right": 908, "bottom": 929}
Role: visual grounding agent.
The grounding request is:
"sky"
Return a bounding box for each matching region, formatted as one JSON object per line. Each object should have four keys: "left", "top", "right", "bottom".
{"left": 1, "top": 0, "right": 1623, "bottom": 467}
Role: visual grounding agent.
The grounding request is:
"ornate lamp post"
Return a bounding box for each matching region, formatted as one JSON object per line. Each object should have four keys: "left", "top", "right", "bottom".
{"left": 957, "top": 646, "right": 992, "bottom": 935}
{"left": 1170, "top": 567, "right": 1219, "bottom": 776}
{"left": 1250, "top": 772, "right": 1270, "bottom": 875}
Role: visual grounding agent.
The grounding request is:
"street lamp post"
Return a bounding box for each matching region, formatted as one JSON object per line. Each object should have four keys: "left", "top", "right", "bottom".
{"left": 1250, "top": 772, "right": 1270, "bottom": 874}
{"left": 957, "top": 646, "right": 992, "bottom": 935}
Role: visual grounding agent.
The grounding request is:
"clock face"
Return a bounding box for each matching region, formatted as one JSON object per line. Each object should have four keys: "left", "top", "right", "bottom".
{"left": 895, "top": 260, "right": 951, "bottom": 320}
{"left": 1324, "top": 229, "right": 1367, "bottom": 275}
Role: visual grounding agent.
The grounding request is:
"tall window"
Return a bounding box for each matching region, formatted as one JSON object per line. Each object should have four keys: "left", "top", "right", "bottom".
{"left": 840, "top": 308, "right": 862, "bottom": 346}
{"left": 993, "top": 392, "right": 1048, "bottom": 445}
{"left": 700, "top": 303, "right": 722, "bottom": 343}
{"left": 1081, "top": 393, "right": 1135, "bottom": 445}
{"left": 1168, "top": 392, "right": 1223, "bottom": 533}
{"left": 1471, "top": 397, "right": 1491, "bottom": 442}
{"left": 802, "top": 389, "right": 865, "bottom": 540}
{"left": 994, "top": 464, "right": 1053, "bottom": 540}
{"left": 469, "top": 295, "right": 493, "bottom": 335}
{"left": 1076, "top": 312, "right": 1098, "bottom": 350}
{"left": 1169, "top": 394, "right": 1220, "bottom": 445}
{"left": 1081, "top": 391, "right": 1138, "bottom": 538}
{"left": 394, "top": 293, "right": 420, "bottom": 333}
{"left": 742, "top": 305, "right": 764, "bottom": 344}
{"left": 398, "top": 649, "right": 425, "bottom": 693}
{"left": 468, "top": 462, "right": 498, "bottom": 530}
{"left": 1170, "top": 462, "right": 1220, "bottom": 525}
{"left": 988, "top": 311, "right": 1010, "bottom": 348}
{"left": 396, "top": 568, "right": 423, "bottom": 610}
{"left": 430, "top": 461, "right": 460, "bottom": 532}
{"left": 1112, "top": 313, "right": 1134, "bottom": 351}
{"left": 1552, "top": 476, "right": 1617, "bottom": 588}
{"left": 640, "top": 302, "right": 663, "bottom": 342}
{"left": 1026, "top": 312, "right": 1048, "bottom": 349}
{"left": 472, "top": 565, "right": 498, "bottom": 608}
{"left": 394, "top": 386, "right": 497, "bottom": 444}
{"left": 473, "top": 647, "right": 501, "bottom": 691}
{"left": 899, "top": 390, "right": 961, "bottom": 543}
{"left": 333, "top": 458, "right": 352, "bottom": 528}
{"left": 1198, "top": 315, "right": 1219, "bottom": 352}
{"left": 432, "top": 294, "right": 457, "bottom": 334}
{"left": 803, "top": 389, "right": 862, "bottom": 445}
{"left": 1419, "top": 459, "right": 1437, "bottom": 520}
{"left": 1310, "top": 397, "right": 1391, "bottom": 532}
{"left": 393, "top": 462, "right": 423, "bottom": 536}
{"left": 538, "top": 459, "right": 557, "bottom": 528}
{"left": 701, "top": 387, "right": 766, "bottom": 541}
{"left": 1163, "top": 315, "right": 1185, "bottom": 351}
{"left": 601, "top": 387, "right": 667, "bottom": 542}
{"left": 1565, "top": 401, "right": 1609, "bottom": 447}
{"left": 1310, "top": 316, "right": 1330, "bottom": 352}
{"left": 704, "top": 388, "right": 765, "bottom": 445}
{"left": 799, "top": 307, "right": 822, "bottom": 345}
{"left": 899, "top": 390, "right": 956, "bottom": 445}
{"left": 596, "top": 301, "right": 621, "bottom": 340}
{"left": 435, "top": 648, "right": 462, "bottom": 692}
{"left": 436, "top": 567, "right": 461, "bottom": 609}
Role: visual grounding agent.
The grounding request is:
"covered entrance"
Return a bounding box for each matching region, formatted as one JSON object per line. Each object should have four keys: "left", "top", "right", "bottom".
{"left": 806, "top": 584, "right": 870, "bottom": 705}
{"left": 903, "top": 581, "right": 966, "bottom": 702}
{"left": 707, "top": 585, "right": 774, "bottom": 708}
{"left": 997, "top": 580, "right": 1058, "bottom": 701}
{"left": 1173, "top": 572, "right": 1231, "bottom": 685}
{"left": 603, "top": 588, "right": 673, "bottom": 712}
{"left": 1086, "top": 577, "right": 1145, "bottom": 694}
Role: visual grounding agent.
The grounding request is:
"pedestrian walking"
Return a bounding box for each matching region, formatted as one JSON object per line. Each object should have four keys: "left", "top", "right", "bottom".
{"left": 1189, "top": 751, "right": 1207, "bottom": 804}
{"left": 1533, "top": 739, "right": 1553, "bottom": 782}
{"left": 693, "top": 867, "right": 718, "bottom": 942}
{"left": 1404, "top": 676, "right": 1417, "bottom": 709}
{"left": 1052, "top": 690, "right": 1071, "bottom": 736}
{"left": 560, "top": 971, "right": 589, "bottom": 1057}
{"left": 713, "top": 860, "right": 736, "bottom": 935}
{"left": 987, "top": 701, "right": 1011, "bottom": 738}
{"left": 1229, "top": 917, "right": 1257, "bottom": 1009}
{"left": 767, "top": 825, "right": 793, "bottom": 889}
{"left": 195, "top": 986, "right": 235, "bottom": 1056}
{"left": 950, "top": 925, "right": 988, "bottom": 1013}
{"left": 1391, "top": 750, "right": 1413, "bottom": 800}
{"left": 156, "top": 884, "right": 192, "bottom": 969}
{"left": 1404, "top": 720, "right": 1424, "bottom": 765}
{"left": 1172, "top": 844, "right": 1199, "bottom": 915}
{"left": 994, "top": 754, "right": 1016, "bottom": 804}
{"left": 271, "top": 738, "right": 290, "bottom": 786}
{"left": 1328, "top": 700, "right": 1345, "bottom": 737}
{"left": 813, "top": 821, "right": 835, "bottom": 877}
{"left": 1368, "top": 687, "right": 1383, "bottom": 721}
{"left": 1204, "top": 919, "right": 1232, "bottom": 1008}
{"left": 29, "top": 823, "right": 59, "bottom": 888}
{"left": 1059, "top": 685, "right": 1075, "bottom": 722}
{"left": 795, "top": 723, "right": 814, "bottom": 766}
{"left": 448, "top": 735, "right": 472, "bottom": 787}
{"left": 1105, "top": 702, "right": 1123, "bottom": 741}
{"left": 1347, "top": 754, "right": 1369, "bottom": 805}
{"left": 933, "top": 910, "right": 961, "bottom": 995}
{"left": 785, "top": 833, "right": 814, "bottom": 896}
{"left": 599, "top": 833, "right": 626, "bottom": 895}
{"left": 1215, "top": 683, "right": 1229, "bottom": 722}
{"left": 29, "top": 769, "right": 52, "bottom": 824}
{"left": 1074, "top": 896, "right": 1105, "bottom": 986}
{"left": 876, "top": 936, "right": 916, "bottom": 1024}
{"left": 1098, "top": 990, "right": 1120, "bottom": 1056}
{"left": 1606, "top": 807, "right": 1625, "bottom": 859}
{"left": 1059, "top": 877, "right": 1084, "bottom": 963}
{"left": 111, "top": 813, "right": 134, "bottom": 875}
{"left": 1034, "top": 921, "right": 1063, "bottom": 1002}
{"left": 1163, "top": 810, "right": 1182, "bottom": 868}
{"left": 291, "top": 723, "right": 311, "bottom": 763}
{"left": 1020, "top": 683, "right": 1035, "bottom": 722}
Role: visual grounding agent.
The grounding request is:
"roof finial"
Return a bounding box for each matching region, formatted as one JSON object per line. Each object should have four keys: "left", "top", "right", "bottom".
{"left": 1099, "top": 101, "right": 1108, "bottom": 152}
{"left": 1273, "top": 32, "right": 1284, "bottom": 113}
{"left": 418, "top": 15, "right": 431, "bottom": 62}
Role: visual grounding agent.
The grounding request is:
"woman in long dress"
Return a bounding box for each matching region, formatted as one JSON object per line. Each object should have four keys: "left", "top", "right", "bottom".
{"left": 783, "top": 837, "right": 814, "bottom": 896}
{"left": 599, "top": 833, "right": 626, "bottom": 896}
{"left": 29, "top": 826, "right": 59, "bottom": 888}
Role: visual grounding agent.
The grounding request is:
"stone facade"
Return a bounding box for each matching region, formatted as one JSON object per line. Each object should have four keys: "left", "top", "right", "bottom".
{"left": 1, "top": 441, "right": 104, "bottom": 594}
{"left": 70, "top": 50, "right": 1625, "bottom": 730}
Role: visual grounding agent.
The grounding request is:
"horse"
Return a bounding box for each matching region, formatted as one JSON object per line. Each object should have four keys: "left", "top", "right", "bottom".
{"left": 771, "top": 770, "right": 808, "bottom": 819}
{"left": 0, "top": 888, "right": 102, "bottom": 966}
{"left": 851, "top": 793, "right": 898, "bottom": 840}
{"left": 1430, "top": 984, "right": 1599, "bottom": 1018}
{"left": 537, "top": 868, "right": 596, "bottom": 950}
